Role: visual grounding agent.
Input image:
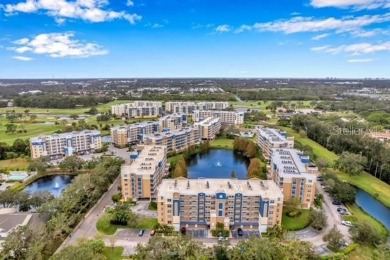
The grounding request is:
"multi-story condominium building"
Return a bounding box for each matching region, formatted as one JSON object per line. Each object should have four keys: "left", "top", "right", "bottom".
{"left": 256, "top": 127, "right": 294, "bottom": 161}
{"left": 369, "top": 130, "right": 390, "bottom": 143}
{"left": 195, "top": 117, "right": 221, "bottom": 140}
{"left": 270, "top": 148, "right": 318, "bottom": 209}
{"left": 157, "top": 178, "right": 283, "bottom": 233}
{"left": 111, "top": 101, "right": 162, "bottom": 118}
{"left": 110, "top": 122, "right": 159, "bottom": 147}
{"left": 30, "top": 130, "right": 102, "bottom": 159}
{"left": 143, "top": 127, "right": 200, "bottom": 153}
{"left": 121, "top": 145, "right": 167, "bottom": 201}
{"left": 193, "top": 110, "right": 244, "bottom": 125}
{"left": 165, "top": 102, "right": 229, "bottom": 114}
{"left": 159, "top": 113, "right": 187, "bottom": 131}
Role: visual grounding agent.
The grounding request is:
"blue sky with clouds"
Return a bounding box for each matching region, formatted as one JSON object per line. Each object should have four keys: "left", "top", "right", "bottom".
{"left": 0, "top": 0, "right": 389, "bottom": 78}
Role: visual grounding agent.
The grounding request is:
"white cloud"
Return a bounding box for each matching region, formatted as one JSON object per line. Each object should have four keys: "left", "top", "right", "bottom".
{"left": 215, "top": 24, "right": 231, "bottom": 33}
{"left": 310, "top": 0, "right": 390, "bottom": 10}
{"left": 236, "top": 13, "right": 390, "bottom": 35}
{"left": 151, "top": 23, "right": 163, "bottom": 29}
{"left": 311, "top": 42, "right": 390, "bottom": 55}
{"left": 10, "top": 32, "right": 108, "bottom": 58}
{"left": 13, "top": 56, "right": 33, "bottom": 61}
{"left": 347, "top": 58, "right": 374, "bottom": 62}
{"left": 126, "top": 0, "right": 134, "bottom": 6}
{"left": 235, "top": 25, "right": 252, "bottom": 33}
{"left": 4, "top": 0, "right": 141, "bottom": 24}
{"left": 312, "top": 33, "right": 329, "bottom": 40}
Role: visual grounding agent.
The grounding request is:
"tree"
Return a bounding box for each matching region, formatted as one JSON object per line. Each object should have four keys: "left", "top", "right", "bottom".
{"left": 110, "top": 203, "right": 132, "bottom": 226}
{"left": 59, "top": 155, "right": 84, "bottom": 172}
{"left": 0, "top": 225, "right": 47, "bottom": 260}
{"left": 350, "top": 221, "right": 383, "bottom": 246}
{"left": 86, "top": 107, "right": 98, "bottom": 115}
{"left": 5, "top": 123, "right": 17, "bottom": 134}
{"left": 335, "top": 152, "right": 367, "bottom": 176}
{"left": 245, "top": 141, "right": 257, "bottom": 158}
{"left": 266, "top": 223, "right": 287, "bottom": 239}
{"left": 51, "top": 238, "right": 106, "bottom": 260}
{"left": 30, "top": 114, "right": 37, "bottom": 122}
{"left": 12, "top": 138, "right": 28, "bottom": 155}
{"left": 173, "top": 157, "right": 187, "bottom": 178}
{"left": 316, "top": 159, "right": 329, "bottom": 171}
{"left": 247, "top": 158, "right": 262, "bottom": 179}
{"left": 285, "top": 198, "right": 301, "bottom": 216}
{"left": 310, "top": 209, "right": 328, "bottom": 230}
{"left": 323, "top": 227, "right": 345, "bottom": 251}
{"left": 28, "top": 157, "right": 50, "bottom": 174}
{"left": 70, "top": 114, "right": 79, "bottom": 120}
{"left": 0, "top": 142, "right": 9, "bottom": 160}
{"left": 334, "top": 182, "right": 356, "bottom": 204}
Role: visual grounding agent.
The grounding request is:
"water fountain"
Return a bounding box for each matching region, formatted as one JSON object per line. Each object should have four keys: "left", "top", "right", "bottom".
{"left": 215, "top": 160, "right": 222, "bottom": 167}
{"left": 54, "top": 181, "right": 60, "bottom": 189}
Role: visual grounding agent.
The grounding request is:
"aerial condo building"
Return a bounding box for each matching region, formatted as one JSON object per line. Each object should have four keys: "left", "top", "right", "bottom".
{"left": 194, "top": 117, "right": 221, "bottom": 140}
{"left": 157, "top": 178, "right": 284, "bottom": 233}
{"left": 121, "top": 145, "right": 167, "bottom": 201}
{"left": 111, "top": 101, "right": 162, "bottom": 118}
{"left": 193, "top": 110, "right": 244, "bottom": 125}
{"left": 270, "top": 148, "right": 318, "bottom": 209}
{"left": 30, "top": 130, "right": 102, "bottom": 159}
{"left": 165, "top": 101, "right": 229, "bottom": 114}
{"left": 110, "top": 121, "right": 160, "bottom": 147}
{"left": 256, "top": 127, "right": 295, "bottom": 161}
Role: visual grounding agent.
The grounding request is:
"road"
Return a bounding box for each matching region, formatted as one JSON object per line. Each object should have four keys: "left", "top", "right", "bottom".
{"left": 292, "top": 182, "right": 351, "bottom": 255}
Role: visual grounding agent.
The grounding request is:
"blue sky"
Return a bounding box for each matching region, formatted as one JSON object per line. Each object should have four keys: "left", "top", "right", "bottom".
{"left": 0, "top": 0, "right": 389, "bottom": 78}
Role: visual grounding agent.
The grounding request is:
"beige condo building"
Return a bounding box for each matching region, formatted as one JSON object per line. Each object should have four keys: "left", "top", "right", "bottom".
{"left": 193, "top": 110, "right": 244, "bottom": 125}
{"left": 142, "top": 127, "right": 200, "bottom": 153}
{"left": 256, "top": 127, "right": 294, "bottom": 161}
{"left": 30, "top": 130, "right": 102, "bottom": 159}
{"left": 195, "top": 117, "right": 221, "bottom": 140}
{"left": 157, "top": 178, "right": 283, "bottom": 233}
{"left": 110, "top": 121, "right": 160, "bottom": 147}
{"left": 165, "top": 101, "right": 229, "bottom": 114}
{"left": 121, "top": 145, "right": 167, "bottom": 201}
{"left": 111, "top": 101, "right": 162, "bottom": 118}
{"left": 270, "top": 148, "right": 318, "bottom": 209}
{"left": 159, "top": 113, "right": 187, "bottom": 130}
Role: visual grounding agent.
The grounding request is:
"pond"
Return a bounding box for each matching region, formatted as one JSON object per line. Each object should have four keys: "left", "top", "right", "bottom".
{"left": 187, "top": 149, "right": 249, "bottom": 179}
{"left": 356, "top": 188, "right": 390, "bottom": 231}
{"left": 24, "top": 175, "right": 74, "bottom": 197}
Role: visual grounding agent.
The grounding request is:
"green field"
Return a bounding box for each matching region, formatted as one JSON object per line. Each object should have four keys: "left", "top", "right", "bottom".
{"left": 96, "top": 213, "right": 157, "bottom": 235}
{"left": 0, "top": 158, "right": 30, "bottom": 171}
{"left": 278, "top": 126, "right": 390, "bottom": 209}
{"left": 102, "top": 247, "right": 124, "bottom": 260}
{"left": 231, "top": 100, "right": 313, "bottom": 110}
{"left": 210, "top": 137, "right": 234, "bottom": 150}
{"left": 281, "top": 209, "right": 311, "bottom": 231}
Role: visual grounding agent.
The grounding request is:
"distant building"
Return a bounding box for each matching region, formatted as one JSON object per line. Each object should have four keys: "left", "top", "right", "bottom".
{"left": 111, "top": 101, "right": 162, "bottom": 118}
{"left": 270, "top": 148, "right": 318, "bottom": 209}
{"left": 30, "top": 130, "right": 102, "bottom": 159}
{"left": 369, "top": 130, "right": 390, "bottom": 143}
{"left": 157, "top": 178, "right": 284, "bottom": 233}
{"left": 194, "top": 117, "right": 221, "bottom": 140}
{"left": 193, "top": 110, "right": 244, "bottom": 125}
{"left": 256, "top": 127, "right": 294, "bottom": 161}
{"left": 165, "top": 102, "right": 229, "bottom": 114}
{"left": 159, "top": 113, "right": 187, "bottom": 131}
{"left": 121, "top": 145, "right": 167, "bottom": 201}
{"left": 143, "top": 127, "right": 200, "bottom": 153}
{"left": 110, "top": 122, "right": 159, "bottom": 147}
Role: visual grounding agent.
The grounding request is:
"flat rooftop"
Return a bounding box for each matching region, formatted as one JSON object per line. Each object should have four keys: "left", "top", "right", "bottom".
{"left": 196, "top": 117, "right": 220, "bottom": 125}
{"left": 158, "top": 178, "right": 283, "bottom": 199}
{"left": 30, "top": 130, "right": 101, "bottom": 142}
{"left": 258, "top": 127, "right": 291, "bottom": 143}
{"left": 143, "top": 127, "right": 197, "bottom": 140}
{"left": 271, "top": 148, "right": 317, "bottom": 179}
{"left": 121, "top": 145, "right": 166, "bottom": 176}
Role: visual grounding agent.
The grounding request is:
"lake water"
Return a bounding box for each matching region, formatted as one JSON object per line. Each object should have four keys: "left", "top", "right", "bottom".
{"left": 24, "top": 175, "right": 74, "bottom": 197}
{"left": 187, "top": 149, "right": 249, "bottom": 179}
{"left": 356, "top": 189, "right": 390, "bottom": 231}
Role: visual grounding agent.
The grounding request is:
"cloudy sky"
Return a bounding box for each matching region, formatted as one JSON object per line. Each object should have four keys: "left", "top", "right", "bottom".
{"left": 0, "top": 0, "right": 389, "bottom": 78}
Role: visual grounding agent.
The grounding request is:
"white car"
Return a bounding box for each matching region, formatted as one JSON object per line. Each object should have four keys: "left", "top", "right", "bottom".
{"left": 341, "top": 221, "right": 353, "bottom": 227}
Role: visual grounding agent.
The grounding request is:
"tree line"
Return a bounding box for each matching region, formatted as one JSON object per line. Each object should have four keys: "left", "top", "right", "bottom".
{"left": 291, "top": 115, "right": 390, "bottom": 184}
{"left": 0, "top": 157, "right": 123, "bottom": 259}
{"left": 0, "top": 139, "right": 30, "bottom": 161}
{"left": 13, "top": 94, "right": 112, "bottom": 109}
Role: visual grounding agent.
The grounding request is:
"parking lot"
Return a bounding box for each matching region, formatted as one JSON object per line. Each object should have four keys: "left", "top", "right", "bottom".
{"left": 231, "top": 230, "right": 261, "bottom": 239}
{"left": 186, "top": 229, "right": 208, "bottom": 239}
{"left": 115, "top": 229, "right": 151, "bottom": 241}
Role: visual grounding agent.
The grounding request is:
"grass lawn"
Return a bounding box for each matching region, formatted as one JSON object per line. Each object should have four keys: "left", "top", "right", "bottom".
{"left": 210, "top": 137, "right": 234, "bottom": 150}
{"left": 344, "top": 204, "right": 388, "bottom": 237}
{"left": 96, "top": 213, "right": 157, "bottom": 235}
{"left": 0, "top": 158, "right": 29, "bottom": 171}
{"left": 231, "top": 101, "right": 313, "bottom": 110}
{"left": 277, "top": 126, "right": 390, "bottom": 209}
{"left": 344, "top": 245, "right": 376, "bottom": 260}
{"left": 102, "top": 247, "right": 124, "bottom": 260}
{"left": 281, "top": 209, "right": 311, "bottom": 231}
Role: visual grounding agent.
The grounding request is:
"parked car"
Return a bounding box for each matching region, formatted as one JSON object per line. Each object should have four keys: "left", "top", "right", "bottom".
{"left": 341, "top": 221, "right": 353, "bottom": 227}
{"left": 150, "top": 230, "right": 156, "bottom": 236}
{"left": 138, "top": 230, "right": 145, "bottom": 236}
{"left": 332, "top": 200, "right": 342, "bottom": 205}
{"left": 237, "top": 228, "right": 243, "bottom": 236}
